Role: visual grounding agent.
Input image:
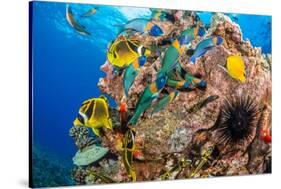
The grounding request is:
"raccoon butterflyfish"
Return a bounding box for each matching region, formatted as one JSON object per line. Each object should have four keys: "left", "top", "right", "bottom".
{"left": 107, "top": 36, "right": 151, "bottom": 68}
{"left": 122, "top": 129, "right": 137, "bottom": 181}
{"left": 66, "top": 4, "right": 91, "bottom": 36}
{"left": 73, "top": 95, "right": 112, "bottom": 137}
{"left": 117, "top": 18, "right": 164, "bottom": 37}
{"left": 189, "top": 36, "right": 223, "bottom": 64}
{"left": 226, "top": 55, "right": 246, "bottom": 82}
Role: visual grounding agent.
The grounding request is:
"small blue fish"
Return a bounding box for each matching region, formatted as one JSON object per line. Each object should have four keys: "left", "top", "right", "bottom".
{"left": 189, "top": 36, "right": 223, "bottom": 64}
{"left": 117, "top": 18, "right": 164, "bottom": 37}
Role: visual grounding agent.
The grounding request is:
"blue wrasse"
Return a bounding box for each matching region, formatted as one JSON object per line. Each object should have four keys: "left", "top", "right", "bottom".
{"left": 66, "top": 4, "right": 91, "bottom": 36}
{"left": 117, "top": 18, "right": 164, "bottom": 37}
{"left": 123, "top": 56, "right": 147, "bottom": 96}
{"left": 189, "top": 36, "right": 223, "bottom": 64}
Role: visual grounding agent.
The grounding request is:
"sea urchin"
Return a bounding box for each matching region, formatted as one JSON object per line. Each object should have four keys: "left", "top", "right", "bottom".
{"left": 216, "top": 96, "right": 259, "bottom": 147}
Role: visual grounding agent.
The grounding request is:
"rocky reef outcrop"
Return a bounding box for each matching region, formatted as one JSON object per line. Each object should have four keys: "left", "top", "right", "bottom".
{"left": 70, "top": 11, "right": 271, "bottom": 184}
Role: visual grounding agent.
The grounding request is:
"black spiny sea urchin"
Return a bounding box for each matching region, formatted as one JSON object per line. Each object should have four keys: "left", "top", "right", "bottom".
{"left": 216, "top": 96, "right": 259, "bottom": 146}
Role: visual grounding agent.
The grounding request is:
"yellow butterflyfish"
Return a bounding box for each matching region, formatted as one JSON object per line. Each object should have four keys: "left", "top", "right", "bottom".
{"left": 73, "top": 95, "right": 112, "bottom": 137}
{"left": 226, "top": 55, "right": 246, "bottom": 82}
{"left": 107, "top": 37, "right": 150, "bottom": 68}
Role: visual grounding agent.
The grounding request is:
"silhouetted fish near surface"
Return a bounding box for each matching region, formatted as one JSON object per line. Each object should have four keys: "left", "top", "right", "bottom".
{"left": 81, "top": 7, "right": 99, "bottom": 17}
{"left": 116, "top": 18, "right": 164, "bottom": 37}
{"left": 66, "top": 4, "right": 91, "bottom": 36}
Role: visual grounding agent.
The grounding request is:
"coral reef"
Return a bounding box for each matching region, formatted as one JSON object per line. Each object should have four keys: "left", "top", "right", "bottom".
{"left": 71, "top": 11, "right": 271, "bottom": 184}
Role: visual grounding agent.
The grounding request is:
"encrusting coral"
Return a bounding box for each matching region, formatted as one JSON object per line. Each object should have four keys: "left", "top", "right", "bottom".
{"left": 69, "top": 126, "right": 96, "bottom": 150}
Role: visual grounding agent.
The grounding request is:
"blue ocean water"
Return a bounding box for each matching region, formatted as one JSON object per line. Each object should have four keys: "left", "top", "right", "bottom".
{"left": 31, "top": 1, "right": 271, "bottom": 186}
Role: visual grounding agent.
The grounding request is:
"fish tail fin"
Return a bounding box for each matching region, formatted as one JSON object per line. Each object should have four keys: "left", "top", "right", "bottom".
{"left": 124, "top": 88, "right": 129, "bottom": 97}
{"left": 130, "top": 170, "right": 137, "bottom": 182}
{"left": 66, "top": 4, "right": 71, "bottom": 13}
{"left": 197, "top": 80, "right": 207, "bottom": 89}
{"left": 114, "top": 24, "right": 125, "bottom": 35}
{"left": 151, "top": 96, "right": 169, "bottom": 114}
{"left": 92, "top": 128, "right": 101, "bottom": 137}
{"left": 239, "top": 75, "right": 246, "bottom": 83}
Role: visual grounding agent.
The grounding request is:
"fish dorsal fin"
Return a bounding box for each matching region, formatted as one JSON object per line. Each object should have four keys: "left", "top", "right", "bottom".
{"left": 212, "top": 37, "right": 218, "bottom": 45}
{"left": 99, "top": 95, "right": 108, "bottom": 103}
{"left": 150, "top": 82, "right": 159, "bottom": 93}
{"left": 172, "top": 39, "right": 181, "bottom": 53}
{"left": 145, "top": 22, "right": 154, "bottom": 31}
{"left": 193, "top": 24, "right": 199, "bottom": 37}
